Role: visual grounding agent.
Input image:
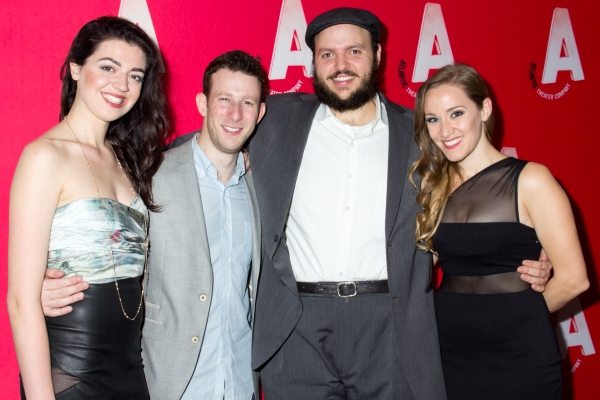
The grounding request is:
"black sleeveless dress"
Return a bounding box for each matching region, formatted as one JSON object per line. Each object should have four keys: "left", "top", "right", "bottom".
{"left": 433, "top": 157, "right": 562, "bottom": 399}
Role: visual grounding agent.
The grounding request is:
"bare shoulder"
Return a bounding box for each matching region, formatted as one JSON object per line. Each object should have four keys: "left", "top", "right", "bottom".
{"left": 518, "top": 161, "right": 561, "bottom": 193}
{"left": 518, "top": 161, "right": 569, "bottom": 220}
{"left": 15, "top": 127, "right": 78, "bottom": 183}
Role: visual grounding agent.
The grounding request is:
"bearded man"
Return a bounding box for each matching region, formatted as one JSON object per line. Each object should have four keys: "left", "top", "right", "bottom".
{"left": 248, "top": 7, "right": 550, "bottom": 400}
{"left": 249, "top": 9, "right": 441, "bottom": 399}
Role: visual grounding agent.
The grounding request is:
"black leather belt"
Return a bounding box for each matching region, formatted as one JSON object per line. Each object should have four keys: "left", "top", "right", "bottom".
{"left": 296, "top": 280, "right": 389, "bottom": 297}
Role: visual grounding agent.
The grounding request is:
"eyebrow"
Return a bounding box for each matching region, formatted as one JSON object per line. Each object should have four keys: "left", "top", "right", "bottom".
{"left": 424, "top": 105, "right": 465, "bottom": 116}
{"left": 318, "top": 44, "right": 367, "bottom": 54}
{"left": 97, "top": 57, "right": 146, "bottom": 74}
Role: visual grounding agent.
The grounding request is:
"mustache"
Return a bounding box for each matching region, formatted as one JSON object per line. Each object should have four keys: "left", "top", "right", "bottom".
{"left": 327, "top": 69, "right": 359, "bottom": 80}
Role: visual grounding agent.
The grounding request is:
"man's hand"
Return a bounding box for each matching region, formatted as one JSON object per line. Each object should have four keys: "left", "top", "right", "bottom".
{"left": 41, "top": 268, "right": 89, "bottom": 317}
{"left": 517, "top": 249, "right": 553, "bottom": 293}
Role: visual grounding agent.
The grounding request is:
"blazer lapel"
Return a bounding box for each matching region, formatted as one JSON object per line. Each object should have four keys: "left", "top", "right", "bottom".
{"left": 383, "top": 94, "right": 413, "bottom": 241}
{"left": 243, "top": 173, "right": 261, "bottom": 325}
{"left": 262, "top": 95, "right": 320, "bottom": 262}
{"left": 174, "top": 143, "right": 212, "bottom": 262}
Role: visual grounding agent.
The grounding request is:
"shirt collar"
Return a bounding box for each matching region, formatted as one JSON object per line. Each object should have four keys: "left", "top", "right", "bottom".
{"left": 191, "top": 133, "right": 246, "bottom": 184}
{"left": 315, "top": 94, "right": 389, "bottom": 126}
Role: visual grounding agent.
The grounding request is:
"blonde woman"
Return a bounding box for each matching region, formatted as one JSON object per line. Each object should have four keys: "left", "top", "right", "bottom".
{"left": 410, "top": 64, "right": 588, "bottom": 399}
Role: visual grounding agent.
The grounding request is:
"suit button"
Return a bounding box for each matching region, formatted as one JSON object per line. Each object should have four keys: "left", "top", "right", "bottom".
{"left": 199, "top": 294, "right": 207, "bottom": 302}
{"left": 191, "top": 336, "right": 199, "bottom": 343}
{"left": 274, "top": 234, "right": 279, "bottom": 242}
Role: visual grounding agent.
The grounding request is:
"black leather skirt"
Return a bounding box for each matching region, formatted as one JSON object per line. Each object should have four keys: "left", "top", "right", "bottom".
{"left": 21, "top": 277, "right": 149, "bottom": 399}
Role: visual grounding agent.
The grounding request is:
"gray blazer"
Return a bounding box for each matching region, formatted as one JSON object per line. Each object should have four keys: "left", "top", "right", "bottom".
{"left": 141, "top": 140, "right": 262, "bottom": 399}
{"left": 249, "top": 92, "right": 447, "bottom": 399}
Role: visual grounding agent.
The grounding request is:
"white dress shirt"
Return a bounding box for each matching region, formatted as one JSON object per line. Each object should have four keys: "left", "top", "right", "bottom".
{"left": 286, "top": 95, "right": 389, "bottom": 282}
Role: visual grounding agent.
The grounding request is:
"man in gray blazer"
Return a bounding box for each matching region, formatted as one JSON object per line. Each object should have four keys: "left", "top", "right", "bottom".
{"left": 41, "top": 50, "right": 266, "bottom": 400}
{"left": 141, "top": 50, "right": 265, "bottom": 400}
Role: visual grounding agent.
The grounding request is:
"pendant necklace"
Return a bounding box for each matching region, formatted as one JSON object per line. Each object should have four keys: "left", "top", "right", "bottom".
{"left": 65, "top": 118, "right": 147, "bottom": 321}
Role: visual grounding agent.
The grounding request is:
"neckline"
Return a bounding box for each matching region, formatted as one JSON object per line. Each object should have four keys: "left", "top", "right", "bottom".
{"left": 439, "top": 221, "right": 535, "bottom": 231}
{"left": 56, "top": 196, "right": 143, "bottom": 214}
{"left": 451, "top": 157, "right": 512, "bottom": 194}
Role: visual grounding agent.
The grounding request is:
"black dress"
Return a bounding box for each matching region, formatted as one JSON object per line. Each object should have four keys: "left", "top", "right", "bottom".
{"left": 433, "top": 157, "right": 562, "bottom": 400}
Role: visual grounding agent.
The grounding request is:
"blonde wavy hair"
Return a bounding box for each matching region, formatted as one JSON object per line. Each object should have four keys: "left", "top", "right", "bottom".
{"left": 409, "top": 64, "right": 494, "bottom": 252}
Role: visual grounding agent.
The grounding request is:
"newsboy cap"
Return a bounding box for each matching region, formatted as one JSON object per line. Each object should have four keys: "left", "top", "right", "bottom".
{"left": 305, "top": 7, "right": 382, "bottom": 51}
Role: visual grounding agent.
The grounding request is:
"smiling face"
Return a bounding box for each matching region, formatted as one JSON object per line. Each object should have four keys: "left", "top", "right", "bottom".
{"left": 197, "top": 68, "right": 266, "bottom": 156}
{"left": 70, "top": 39, "right": 146, "bottom": 123}
{"left": 312, "top": 24, "right": 380, "bottom": 112}
{"left": 424, "top": 84, "right": 492, "bottom": 164}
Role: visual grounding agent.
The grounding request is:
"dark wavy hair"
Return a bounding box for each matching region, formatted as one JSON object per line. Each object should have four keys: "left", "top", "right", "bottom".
{"left": 60, "top": 16, "right": 169, "bottom": 211}
{"left": 409, "top": 63, "right": 494, "bottom": 251}
{"left": 203, "top": 50, "right": 268, "bottom": 102}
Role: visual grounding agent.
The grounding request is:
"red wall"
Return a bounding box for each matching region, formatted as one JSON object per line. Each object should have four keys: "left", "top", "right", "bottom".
{"left": 1, "top": 1, "right": 598, "bottom": 398}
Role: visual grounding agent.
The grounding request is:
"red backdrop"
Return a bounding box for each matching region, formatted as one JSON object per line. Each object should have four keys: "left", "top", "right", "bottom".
{"left": 1, "top": 1, "right": 598, "bottom": 398}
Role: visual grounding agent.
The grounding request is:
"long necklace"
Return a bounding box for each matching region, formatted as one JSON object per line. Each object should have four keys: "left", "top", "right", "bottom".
{"left": 65, "top": 118, "right": 147, "bottom": 321}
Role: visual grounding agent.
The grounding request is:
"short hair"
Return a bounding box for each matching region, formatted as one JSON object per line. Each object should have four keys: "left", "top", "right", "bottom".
{"left": 203, "top": 50, "right": 268, "bottom": 103}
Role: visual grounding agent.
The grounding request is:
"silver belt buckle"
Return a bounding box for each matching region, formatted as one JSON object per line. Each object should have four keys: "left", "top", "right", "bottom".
{"left": 337, "top": 281, "right": 357, "bottom": 297}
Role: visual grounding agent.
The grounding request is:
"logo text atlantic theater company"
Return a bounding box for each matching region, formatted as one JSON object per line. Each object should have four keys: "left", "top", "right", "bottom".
{"left": 529, "top": 8, "right": 585, "bottom": 100}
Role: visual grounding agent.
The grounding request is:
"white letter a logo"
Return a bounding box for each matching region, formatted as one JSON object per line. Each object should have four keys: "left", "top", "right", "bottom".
{"left": 269, "top": 0, "right": 313, "bottom": 80}
{"left": 541, "top": 8, "right": 584, "bottom": 84}
{"left": 119, "top": 0, "right": 162, "bottom": 70}
{"left": 557, "top": 297, "right": 596, "bottom": 359}
{"left": 412, "top": 3, "right": 454, "bottom": 83}
{"left": 119, "top": 0, "right": 160, "bottom": 48}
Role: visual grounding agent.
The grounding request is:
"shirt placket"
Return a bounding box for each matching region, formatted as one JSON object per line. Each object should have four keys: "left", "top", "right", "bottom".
{"left": 336, "top": 126, "right": 356, "bottom": 280}
{"left": 222, "top": 185, "right": 235, "bottom": 399}
{"left": 208, "top": 177, "right": 222, "bottom": 399}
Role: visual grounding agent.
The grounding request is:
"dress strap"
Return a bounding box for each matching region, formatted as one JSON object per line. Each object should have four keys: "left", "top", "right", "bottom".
{"left": 511, "top": 159, "right": 529, "bottom": 223}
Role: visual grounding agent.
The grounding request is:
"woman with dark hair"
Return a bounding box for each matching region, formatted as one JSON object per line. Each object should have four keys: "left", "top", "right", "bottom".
{"left": 410, "top": 64, "right": 588, "bottom": 399}
{"left": 7, "top": 16, "right": 168, "bottom": 399}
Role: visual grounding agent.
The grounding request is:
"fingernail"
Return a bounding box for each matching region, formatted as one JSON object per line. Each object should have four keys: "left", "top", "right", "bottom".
{"left": 82, "top": 282, "right": 89, "bottom": 289}
{"left": 76, "top": 293, "right": 84, "bottom": 300}
{"left": 75, "top": 276, "right": 82, "bottom": 282}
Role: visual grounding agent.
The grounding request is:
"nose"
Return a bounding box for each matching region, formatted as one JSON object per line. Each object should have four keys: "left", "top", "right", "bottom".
{"left": 440, "top": 119, "right": 453, "bottom": 138}
{"left": 229, "top": 102, "right": 242, "bottom": 122}
{"left": 112, "top": 72, "right": 129, "bottom": 92}
{"left": 333, "top": 54, "right": 349, "bottom": 73}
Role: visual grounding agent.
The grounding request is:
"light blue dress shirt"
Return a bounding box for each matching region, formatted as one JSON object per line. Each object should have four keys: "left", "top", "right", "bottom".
{"left": 182, "top": 135, "right": 253, "bottom": 400}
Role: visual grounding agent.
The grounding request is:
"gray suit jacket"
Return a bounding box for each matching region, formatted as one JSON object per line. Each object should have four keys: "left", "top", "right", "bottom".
{"left": 248, "top": 92, "right": 447, "bottom": 399}
{"left": 141, "top": 139, "right": 262, "bottom": 399}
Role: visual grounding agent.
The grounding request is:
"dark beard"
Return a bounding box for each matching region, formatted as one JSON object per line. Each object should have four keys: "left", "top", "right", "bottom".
{"left": 312, "top": 59, "right": 379, "bottom": 112}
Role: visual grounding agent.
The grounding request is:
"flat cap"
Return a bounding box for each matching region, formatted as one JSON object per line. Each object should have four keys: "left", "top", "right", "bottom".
{"left": 305, "top": 7, "right": 381, "bottom": 51}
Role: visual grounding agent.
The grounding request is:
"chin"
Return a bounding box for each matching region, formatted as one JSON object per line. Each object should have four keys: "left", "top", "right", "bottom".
{"left": 440, "top": 150, "right": 464, "bottom": 163}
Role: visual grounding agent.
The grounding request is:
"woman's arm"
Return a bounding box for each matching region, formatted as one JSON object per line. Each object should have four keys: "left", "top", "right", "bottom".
{"left": 519, "top": 162, "right": 589, "bottom": 312}
{"left": 7, "top": 140, "right": 64, "bottom": 399}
